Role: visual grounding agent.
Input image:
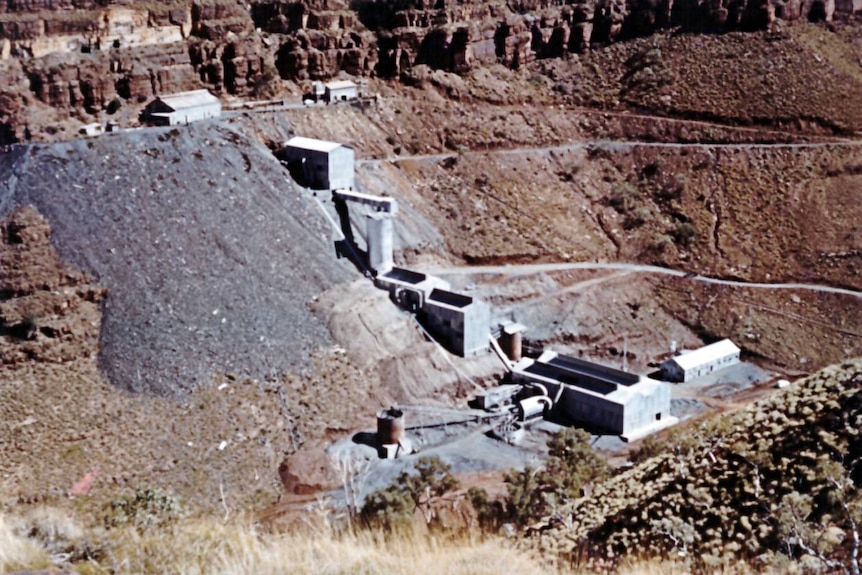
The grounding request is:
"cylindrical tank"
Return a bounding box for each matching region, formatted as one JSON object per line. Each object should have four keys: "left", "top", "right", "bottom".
{"left": 517, "top": 396, "right": 551, "bottom": 422}
{"left": 501, "top": 330, "right": 523, "bottom": 361}
{"left": 508, "top": 331, "right": 523, "bottom": 361}
{"left": 377, "top": 408, "right": 405, "bottom": 445}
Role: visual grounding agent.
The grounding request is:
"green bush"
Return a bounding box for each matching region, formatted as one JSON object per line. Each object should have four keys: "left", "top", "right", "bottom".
{"left": 104, "top": 488, "right": 183, "bottom": 530}
{"left": 469, "top": 429, "right": 610, "bottom": 530}
{"left": 672, "top": 222, "right": 698, "bottom": 248}
{"left": 360, "top": 456, "right": 459, "bottom": 531}
{"left": 106, "top": 97, "right": 122, "bottom": 115}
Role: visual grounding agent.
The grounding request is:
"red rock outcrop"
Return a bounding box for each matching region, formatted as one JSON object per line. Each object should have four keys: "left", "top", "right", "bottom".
{"left": 0, "top": 0, "right": 858, "bottom": 143}
{"left": 0, "top": 207, "right": 107, "bottom": 366}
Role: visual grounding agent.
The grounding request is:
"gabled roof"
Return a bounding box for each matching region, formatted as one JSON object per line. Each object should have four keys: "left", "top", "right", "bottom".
{"left": 156, "top": 90, "right": 220, "bottom": 111}
{"left": 325, "top": 80, "right": 357, "bottom": 90}
{"left": 284, "top": 136, "right": 344, "bottom": 153}
{"left": 669, "top": 339, "right": 740, "bottom": 371}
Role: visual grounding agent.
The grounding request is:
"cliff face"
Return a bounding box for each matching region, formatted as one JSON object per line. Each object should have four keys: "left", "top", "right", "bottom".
{"left": 0, "top": 0, "right": 858, "bottom": 143}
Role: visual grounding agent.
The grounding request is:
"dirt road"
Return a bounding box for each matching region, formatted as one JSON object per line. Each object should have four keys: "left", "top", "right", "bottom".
{"left": 424, "top": 262, "right": 862, "bottom": 299}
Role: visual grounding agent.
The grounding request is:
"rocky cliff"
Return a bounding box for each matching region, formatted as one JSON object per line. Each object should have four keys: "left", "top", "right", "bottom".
{"left": 0, "top": 0, "right": 859, "bottom": 143}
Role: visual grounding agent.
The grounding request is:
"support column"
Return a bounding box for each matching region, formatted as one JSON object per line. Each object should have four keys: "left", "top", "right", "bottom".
{"left": 366, "top": 213, "right": 394, "bottom": 275}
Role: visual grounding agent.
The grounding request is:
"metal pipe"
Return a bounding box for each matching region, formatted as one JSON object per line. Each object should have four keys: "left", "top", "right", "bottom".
{"left": 489, "top": 333, "right": 513, "bottom": 372}
{"left": 527, "top": 381, "right": 549, "bottom": 397}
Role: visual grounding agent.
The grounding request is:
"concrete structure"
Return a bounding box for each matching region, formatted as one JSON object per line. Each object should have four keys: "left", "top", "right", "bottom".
{"left": 474, "top": 384, "right": 520, "bottom": 410}
{"left": 332, "top": 189, "right": 397, "bottom": 214}
{"left": 332, "top": 189, "right": 397, "bottom": 275}
{"left": 282, "top": 137, "right": 355, "bottom": 191}
{"left": 510, "top": 351, "right": 675, "bottom": 439}
{"left": 324, "top": 80, "right": 358, "bottom": 103}
{"left": 661, "top": 339, "right": 741, "bottom": 383}
{"left": 422, "top": 288, "right": 491, "bottom": 357}
{"left": 143, "top": 90, "right": 221, "bottom": 126}
{"left": 366, "top": 213, "right": 394, "bottom": 274}
{"left": 375, "top": 267, "right": 451, "bottom": 312}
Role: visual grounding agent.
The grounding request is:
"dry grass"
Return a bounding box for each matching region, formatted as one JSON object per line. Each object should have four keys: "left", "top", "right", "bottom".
{"left": 0, "top": 513, "right": 52, "bottom": 573}
{"left": 0, "top": 505, "right": 775, "bottom": 574}
{"left": 0, "top": 506, "right": 566, "bottom": 575}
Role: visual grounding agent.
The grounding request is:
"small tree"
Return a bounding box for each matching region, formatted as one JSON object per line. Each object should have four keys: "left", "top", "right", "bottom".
{"left": 331, "top": 452, "right": 372, "bottom": 530}
{"left": 503, "top": 466, "right": 546, "bottom": 527}
{"left": 360, "top": 456, "right": 460, "bottom": 531}
{"left": 542, "top": 428, "right": 610, "bottom": 504}
{"left": 401, "top": 456, "right": 460, "bottom": 526}
{"left": 470, "top": 429, "right": 610, "bottom": 530}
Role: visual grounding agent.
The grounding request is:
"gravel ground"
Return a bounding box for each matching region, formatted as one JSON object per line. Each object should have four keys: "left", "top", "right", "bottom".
{"left": 0, "top": 121, "right": 354, "bottom": 395}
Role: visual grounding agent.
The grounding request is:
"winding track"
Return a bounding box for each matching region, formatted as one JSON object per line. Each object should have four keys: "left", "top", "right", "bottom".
{"left": 357, "top": 138, "right": 862, "bottom": 165}
{"left": 422, "top": 262, "right": 862, "bottom": 299}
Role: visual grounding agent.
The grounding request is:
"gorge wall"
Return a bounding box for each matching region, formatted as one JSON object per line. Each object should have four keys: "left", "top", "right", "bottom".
{"left": 0, "top": 0, "right": 859, "bottom": 142}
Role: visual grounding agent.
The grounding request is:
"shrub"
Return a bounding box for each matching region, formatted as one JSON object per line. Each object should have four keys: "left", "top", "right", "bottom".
{"left": 359, "top": 486, "right": 414, "bottom": 532}
{"left": 672, "top": 222, "right": 698, "bottom": 248}
{"left": 607, "top": 183, "right": 638, "bottom": 213}
{"left": 104, "top": 488, "right": 183, "bottom": 530}
{"left": 624, "top": 206, "right": 651, "bottom": 230}
{"left": 360, "top": 456, "right": 459, "bottom": 531}
{"left": 630, "top": 434, "right": 665, "bottom": 464}
{"left": 106, "top": 97, "right": 122, "bottom": 115}
{"left": 470, "top": 429, "right": 610, "bottom": 530}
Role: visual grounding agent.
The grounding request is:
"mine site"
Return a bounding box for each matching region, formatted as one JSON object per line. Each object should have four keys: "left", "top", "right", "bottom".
{"left": 0, "top": 0, "right": 861, "bottom": 572}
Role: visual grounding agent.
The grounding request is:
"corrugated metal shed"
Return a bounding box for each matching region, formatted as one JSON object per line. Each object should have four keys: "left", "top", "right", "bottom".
{"left": 157, "top": 90, "right": 220, "bottom": 111}
{"left": 671, "top": 339, "right": 740, "bottom": 371}
{"left": 284, "top": 136, "right": 344, "bottom": 153}
{"left": 325, "top": 80, "right": 357, "bottom": 91}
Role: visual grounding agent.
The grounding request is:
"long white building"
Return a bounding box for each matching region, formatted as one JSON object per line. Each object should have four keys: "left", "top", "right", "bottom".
{"left": 661, "top": 339, "right": 741, "bottom": 383}
{"left": 143, "top": 90, "right": 221, "bottom": 126}
{"left": 510, "top": 351, "right": 675, "bottom": 440}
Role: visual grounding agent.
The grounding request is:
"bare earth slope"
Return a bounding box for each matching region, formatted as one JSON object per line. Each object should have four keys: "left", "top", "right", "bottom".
{"left": 0, "top": 122, "right": 354, "bottom": 395}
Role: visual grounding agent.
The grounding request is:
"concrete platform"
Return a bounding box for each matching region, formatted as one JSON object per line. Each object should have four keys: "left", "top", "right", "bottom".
{"left": 620, "top": 416, "right": 680, "bottom": 443}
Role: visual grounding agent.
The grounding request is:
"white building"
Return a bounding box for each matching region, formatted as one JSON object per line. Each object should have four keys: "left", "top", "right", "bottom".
{"left": 143, "top": 90, "right": 221, "bottom": 126}
{"left": 280, "top": 136, "right": 355, "bottom": 191}
{"left": 79, "top": 122, "right": 104, "bottom": 137}
{"left": 324, "top": 80, "right": 358, "bottom": 103}
{"left": 511, "top": 351, "right": 676, "bottom": 440}
{"left": 661, "top": 339, "right": 741, "bottom": 383}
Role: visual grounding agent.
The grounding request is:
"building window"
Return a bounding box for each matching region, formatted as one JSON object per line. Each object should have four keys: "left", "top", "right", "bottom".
{"left": 656, "top": 412, "right": 662, "bottom": 421}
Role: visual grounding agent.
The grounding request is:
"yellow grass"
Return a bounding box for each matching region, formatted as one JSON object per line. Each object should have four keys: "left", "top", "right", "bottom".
{"left": 0, "top": 505, "right": 779, "bottom": 575}
{"left": 0, "top": 513, "right": 51, "bottom": 572}
{"left": 101, "top": 521, "right": 559, "bottom": 575}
